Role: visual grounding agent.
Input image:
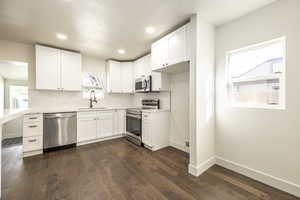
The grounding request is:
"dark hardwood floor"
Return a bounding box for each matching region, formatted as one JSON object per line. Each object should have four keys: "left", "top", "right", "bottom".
{"left": 2, "top": 138, "right": 299, "bottom": 200}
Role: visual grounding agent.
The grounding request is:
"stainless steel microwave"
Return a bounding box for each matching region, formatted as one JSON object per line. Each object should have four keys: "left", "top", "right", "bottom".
{"left": 135, "top": 76, "right": 151, "bottom": 93}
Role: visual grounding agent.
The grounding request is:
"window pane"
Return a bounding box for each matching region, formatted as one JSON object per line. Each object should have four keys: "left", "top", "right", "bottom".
{"left": 232, "top": 80, "right": 280, "bottom": 106}
{"left": 229, "top": 40, "right": 284, "bottom": 79}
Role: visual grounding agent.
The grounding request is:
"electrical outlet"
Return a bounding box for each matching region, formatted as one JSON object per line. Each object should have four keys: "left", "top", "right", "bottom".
{"left": 185, "top": 141, "right": 189, "bottom": 147}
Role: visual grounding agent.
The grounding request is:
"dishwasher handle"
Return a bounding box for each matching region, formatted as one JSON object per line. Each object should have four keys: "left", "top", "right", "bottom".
{"left": 44, "top": 113, "right": 76, "bottom": 119}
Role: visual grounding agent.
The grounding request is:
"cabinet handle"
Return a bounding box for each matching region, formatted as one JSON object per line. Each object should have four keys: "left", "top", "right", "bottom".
{"left": 28, "top": 139, "right": 37, "bottom": 142}
{"left": 29, "top": 117, "right": 38, "bottom": 120}
{"left": 28, "top": 125, "right": 38, "bottom": 128}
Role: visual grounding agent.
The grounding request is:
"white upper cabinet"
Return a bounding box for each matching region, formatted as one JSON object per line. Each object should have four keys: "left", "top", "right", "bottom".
{"left": 134, "top": 54, "right": 152, "bottom": 78}
{"left": 121, "top": 62, "right": 134, "bottom": 93}
{"left": 134, "top": 57, "right": 145, "bottom": 79}
{"left": 168, "top": 26, "right": 186, "bottom": 66}
{"left": 61, "top": 50, "right": 82, "bottom": 91}
{"left": 143, "top": 54, "right": 152, "bottom": 76}
{"left": 107, "top": 60, "right": 122, "bottom": 93}
{"left": 35, "top": 45, "right": 82, "bottom": 91}
{"left": 107, "top": 60, "right": 134, "bottom": 93}
{"left": 151, "top": 23, "right": 190, "bottom": 71}
{"left": 36, "top": 45, "right": 61, "bottom": 90}
{"left": 151, "top": 39, "right": 168, "bottom": 71}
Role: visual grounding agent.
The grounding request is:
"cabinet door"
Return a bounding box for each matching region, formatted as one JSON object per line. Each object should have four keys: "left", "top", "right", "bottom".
{"left": 97, "top": 112, "right": 114, "bottom": 138}
{"left": 121, "top": 62, "right": 134, "bottom": 93}
{"left": 143, "top": 54, "right": 152, "bottom": 76}
{"left": 134, "top": 57, "right": 144, "bottom": 79}
{"left": 77, "top": 118, "right": 97, "bottom": 142}
{"left": 115, "top": 110, "right": 125, "bottom": 135}
{"left": 108, "top": 61, "right": 122, "bottom": 93}
{"left": 61, "top": 50, "right": 82, "bottom": 91}
{"left": 168, "top": 26, "right": 186, "bottom": 66}
{"left": 35, "top": 45, "right": 60, "bottom": 90}
{"left": 151, "top": 39, "right": 168, "bottom": 71}
{"left": 142, "top": 114, "right": 153, "bottom": 148}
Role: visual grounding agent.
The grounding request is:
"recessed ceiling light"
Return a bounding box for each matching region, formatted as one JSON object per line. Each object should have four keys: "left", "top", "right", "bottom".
{"left": 146, "top": 26, "right": 155, "bottom": 34}
{"left": 118, "top": 49, "right": 125, "bottom": 54}
{"left": 56, "top": 33, "right": 67, "bottom": 40}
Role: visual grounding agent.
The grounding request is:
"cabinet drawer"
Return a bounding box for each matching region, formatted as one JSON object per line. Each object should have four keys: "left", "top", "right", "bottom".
{"left": 23, "top": 122, "right": 43, "bottom": 137}
{"left": 24, "top": 114, "right": 43, "bottom": 123}
{"left": 77, "top": 111, "right": 97, "bottom": 119}
{"left": 23, "top": 136, "right": 43, "bottom": 152}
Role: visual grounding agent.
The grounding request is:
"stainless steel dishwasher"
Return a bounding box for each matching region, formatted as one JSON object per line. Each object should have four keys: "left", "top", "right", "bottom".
{"left": 43, "top": 112, "right": 77, "bottom": 151}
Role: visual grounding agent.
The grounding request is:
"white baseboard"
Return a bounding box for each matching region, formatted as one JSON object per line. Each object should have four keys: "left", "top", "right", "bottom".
{"left": 169, "top": 141, "right": 189, "bottom": 153}
{"left": 189, "top": 156, "right": 216, "bottom": 176}
{"left": 216, "top": 156, "right": 300, "bottom": 198}
{"left": 23, "top": 150, "right": 43, "bottom": 158}
{"left": 77, "top": 134, "right": 124, "bottom": 147}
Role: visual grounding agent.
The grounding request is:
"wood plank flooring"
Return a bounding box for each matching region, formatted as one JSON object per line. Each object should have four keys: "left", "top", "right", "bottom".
{"left": 2, "top": 138, "right": 299, "bottom": 200}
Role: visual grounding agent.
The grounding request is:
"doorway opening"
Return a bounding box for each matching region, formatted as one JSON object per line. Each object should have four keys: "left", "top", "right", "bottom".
{"left": 0, "top": 60, "right": 28, "bottom": 150}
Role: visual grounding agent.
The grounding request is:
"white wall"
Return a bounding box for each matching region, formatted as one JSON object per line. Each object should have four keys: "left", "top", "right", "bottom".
{"left": 215, "top": 0, "right": 300, "bottom": 197}
{"left": 169, "top": 71, "right": 189, "bottom": 152}
{"left": 189, "top": 14, "right": 216, "bottom": 176}
{"left": 0, "top": 75, "right": 3, "bottom": 112}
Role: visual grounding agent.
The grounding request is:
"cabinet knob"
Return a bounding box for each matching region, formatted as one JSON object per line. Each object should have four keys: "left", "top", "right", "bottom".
{"left": 28, "top": 139, "right": 37, "bottom": 143}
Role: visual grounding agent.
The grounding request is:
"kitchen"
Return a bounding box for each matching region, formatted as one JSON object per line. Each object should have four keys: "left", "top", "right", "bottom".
{"left": 0, "top": 0, "right": 300, "bottom": 199}
{"left": 22, "top": 20, "right": 190, "bottom": 155}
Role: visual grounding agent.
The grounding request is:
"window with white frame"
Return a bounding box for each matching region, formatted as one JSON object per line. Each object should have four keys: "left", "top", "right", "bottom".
{"left": 227, "top": 37, "right": 286, "bottom": 109}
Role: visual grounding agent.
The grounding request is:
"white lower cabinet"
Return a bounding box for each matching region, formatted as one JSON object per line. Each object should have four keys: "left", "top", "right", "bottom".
{"left": 142, "top": 111, "right": 169, "bottom": 151}
{"left": 97, "top": 111, "right": 114, "bottom": 138}
{"left": 23, "top": 136, "right": 43, "bottom": 152}
{"left": 77, "top": 115, "right": 97, "bottom": 142}
{"left": 115, "top": 110, "right": 126, "bottom": 135}
{"left": 77, "top": 110, "right": 126, "bottom": 145}
{"left": 23, "top": 113, "right": 43, "bottom": 157}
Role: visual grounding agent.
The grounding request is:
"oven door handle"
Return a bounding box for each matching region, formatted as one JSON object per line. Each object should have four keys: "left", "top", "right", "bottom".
{"left": 144, "top": 79, "right": 148, "bottom": 91}
{"left": 126, "top": 114, "right": 141, "bottom": 119}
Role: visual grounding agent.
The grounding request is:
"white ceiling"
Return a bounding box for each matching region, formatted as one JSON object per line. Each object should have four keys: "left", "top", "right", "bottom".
{"left": 0, "top": 61, "right": 28, "bottom": 81}
{"left": 0, "top": 0, "right": 276, "bottom": 60}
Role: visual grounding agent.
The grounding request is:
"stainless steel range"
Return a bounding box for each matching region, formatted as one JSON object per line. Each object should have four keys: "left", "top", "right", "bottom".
{"left": 126, "top": 99, "right": 160, "bottom": 145}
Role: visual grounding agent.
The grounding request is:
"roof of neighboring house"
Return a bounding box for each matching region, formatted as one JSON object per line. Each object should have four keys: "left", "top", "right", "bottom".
{"left": 233, "top": 57, "right": 283, "bottom": 78}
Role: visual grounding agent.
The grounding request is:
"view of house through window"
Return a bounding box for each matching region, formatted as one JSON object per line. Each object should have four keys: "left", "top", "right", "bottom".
{"left": 9, "top": 85, "right": 28, "bottom": 109}
{"left": 227, "top": 37, "right": 286, "bottom": 109}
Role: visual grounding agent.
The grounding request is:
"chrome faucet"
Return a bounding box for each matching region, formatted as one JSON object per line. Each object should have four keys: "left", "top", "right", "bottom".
{"left": 89, "top": 90, "right": 98, "bottom": 108}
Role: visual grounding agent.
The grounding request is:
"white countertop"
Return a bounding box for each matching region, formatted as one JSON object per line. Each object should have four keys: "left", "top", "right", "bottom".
{"left": 28, "top": 106, "right": 137, "bottom": 114}
{"left": 0, "top": 106, "right": 170, "bottom": 125}
{"left": 0, "top": 108, "right": 30, "bottom": 125}
{"left": 142, "top": 109, "right": 170, "bottom": 113}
